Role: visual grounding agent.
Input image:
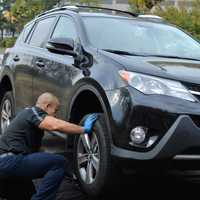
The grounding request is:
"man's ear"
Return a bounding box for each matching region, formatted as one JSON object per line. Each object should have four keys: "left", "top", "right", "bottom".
{"left": 45, "top": 104, "right": 50, "bottom": 110}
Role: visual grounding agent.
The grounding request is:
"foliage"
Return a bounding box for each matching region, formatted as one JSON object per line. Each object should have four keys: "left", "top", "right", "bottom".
{"left": 10, "top": 0, "right": 61, "bottom": 32}
{"left": 0, "top": 36, "right": 17, "bottom": 48}
{"left": 128, "top": 0, "right": 200, "bottom": 40}
{"left": 11, "top": 0, "right": 44, "bottom": 32}
{"left": 128, "top": 0, "right": 164, "bottom": 12}
{"left": 67, "top": 0, "right": 102, "bottom": 6}
{"left": 154, "top": 0, "right": 200, "bottom": 40}
{"left": 0, "top": 0, "right": 15, "bottom": 39}
{"left": 40, "top": 0, "right": 61, "bottom": 10}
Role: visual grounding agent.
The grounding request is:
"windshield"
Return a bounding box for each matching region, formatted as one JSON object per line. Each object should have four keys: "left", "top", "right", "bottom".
{"left": 82, "top": 16, "right": 200, "bottom": 59}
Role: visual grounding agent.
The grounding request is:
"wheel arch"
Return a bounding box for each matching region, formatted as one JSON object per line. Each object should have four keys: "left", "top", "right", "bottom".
{"left": 0, "top": 75, "right": 13, "bottom": 99}
{"left": 67, "top": 78, "right": 114, "bottom": 146}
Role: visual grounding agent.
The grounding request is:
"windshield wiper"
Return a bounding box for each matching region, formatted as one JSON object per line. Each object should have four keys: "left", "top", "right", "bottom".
{"left": 146, "top": 54, "right": 200, "bottom": 62}
{"left": 102, "top": 50, "right": 200, "bottom": 61}
{"left": 102, "top": 49, "right": 144, "bottom": 56}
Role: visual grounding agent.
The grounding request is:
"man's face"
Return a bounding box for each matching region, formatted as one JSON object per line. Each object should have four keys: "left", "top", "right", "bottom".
{"left": 46, "top": 101, "right": 60, "bottom": 117}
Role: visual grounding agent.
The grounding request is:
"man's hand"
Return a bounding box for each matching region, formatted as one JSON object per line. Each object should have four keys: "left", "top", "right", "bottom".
{"left": 83, "top": 114, "right": 98, "bottom": 134}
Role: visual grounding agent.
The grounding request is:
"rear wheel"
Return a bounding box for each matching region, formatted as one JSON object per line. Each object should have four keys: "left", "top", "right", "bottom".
{"left": 74, "top": 113, "right": 112, "bottom": 196}
{"left": 0, "top": 91, "right": 14, "bottom": 135}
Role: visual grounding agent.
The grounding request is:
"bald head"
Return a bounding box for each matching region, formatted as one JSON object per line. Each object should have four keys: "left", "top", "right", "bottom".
{"left": 36, "top": 93, "right": 60, "bottom": 116}
{"left": 36, "top": 93, "right": 59, "bottom": 106}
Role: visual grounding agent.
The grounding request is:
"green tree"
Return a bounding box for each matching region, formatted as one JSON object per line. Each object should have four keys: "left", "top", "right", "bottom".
{"left": 11, "top": 0, "right": 61, "bottom": 32}
{"left": 67, "top": 0, "right": 102, "bottom": 6}
{"left": 154, "top": 0, "right": 200, "bottom": 40}
{"left": 0, "top": 15, "right": 6, "bottom": 39}
{"left": 0, "top": 0, "right": 15, "bottom": 39}
{"left": 128, "top": 0, "right": 164, "bottom": 12}
{"left": 40, "top": 0, "right": 61, "bottom": 10}
{"left": 11, "top": 0, "right": 42, "bottom": 31}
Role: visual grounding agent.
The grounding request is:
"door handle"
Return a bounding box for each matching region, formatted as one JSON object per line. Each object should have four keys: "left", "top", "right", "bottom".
{"left": 13, "top": 55, "right": 20, "bottom": 62}
{"left": 36, "top": 60, "right": 45, "bottom": 68}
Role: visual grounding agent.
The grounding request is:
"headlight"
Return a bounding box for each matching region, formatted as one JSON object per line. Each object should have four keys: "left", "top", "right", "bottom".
{"left": 119, "top": 70, "right": 197, "bottom": 102}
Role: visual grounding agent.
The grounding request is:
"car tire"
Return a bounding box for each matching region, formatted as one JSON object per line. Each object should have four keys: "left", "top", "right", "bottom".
{"left": 0, "top": 91, "right": 14, "bottom": 135}
{"left": 73, "top": 113, "right": 112, "bottom": 196}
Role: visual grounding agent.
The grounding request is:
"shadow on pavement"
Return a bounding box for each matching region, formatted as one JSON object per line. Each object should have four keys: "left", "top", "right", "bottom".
{"left": 56, "top": 171, "right": 200, "bottom": 200}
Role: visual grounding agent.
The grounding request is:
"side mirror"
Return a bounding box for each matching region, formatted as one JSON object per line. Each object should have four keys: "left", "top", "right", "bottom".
{"left": 46, "top": 37, "right": 77, "bottom": 57}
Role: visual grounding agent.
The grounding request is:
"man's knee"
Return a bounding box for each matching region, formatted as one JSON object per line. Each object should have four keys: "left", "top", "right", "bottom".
{"left": 52, "top": 155, "right": 66, "bottom": 169}
{"left": 38, "top": 153, "right": 67, "bottom": 172}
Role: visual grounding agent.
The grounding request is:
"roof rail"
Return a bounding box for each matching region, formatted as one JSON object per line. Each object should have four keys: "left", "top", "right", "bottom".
{"left": 36, "top": 6, "right": 79, "bottom": 18}
{"left": 36, "top": 5, "right": 138, "bottom": 18}
{"left": 74, "top": 5, "right": 138, "bottom": 17}
{"left": 138, "top": 14, "right": 164, "bottom": 21}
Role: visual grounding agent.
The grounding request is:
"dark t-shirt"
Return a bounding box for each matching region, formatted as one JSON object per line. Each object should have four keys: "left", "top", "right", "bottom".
{"left": 0, "top": 106, "right": 48, "bottom": 155}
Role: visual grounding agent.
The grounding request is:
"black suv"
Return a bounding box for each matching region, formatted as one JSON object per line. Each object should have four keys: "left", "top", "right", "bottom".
{"left": 1, "top": 5, "right": 200, "bottom": 196}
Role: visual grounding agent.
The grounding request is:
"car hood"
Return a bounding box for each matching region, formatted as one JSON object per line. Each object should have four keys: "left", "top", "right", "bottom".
{"left": 101, "top": 51, "right": 200, "bottom": 85}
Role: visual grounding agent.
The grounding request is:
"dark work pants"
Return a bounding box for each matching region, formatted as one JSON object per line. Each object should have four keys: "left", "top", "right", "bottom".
{"left": 0, "top": 152, "right": 66, "bottom": 200}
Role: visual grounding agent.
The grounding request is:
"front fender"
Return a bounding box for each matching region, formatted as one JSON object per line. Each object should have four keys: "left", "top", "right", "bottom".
{"left": 67, "top": 79, "right": 114, "bottom": 143}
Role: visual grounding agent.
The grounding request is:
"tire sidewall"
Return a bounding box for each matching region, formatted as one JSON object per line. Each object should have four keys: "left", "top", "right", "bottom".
{"left": 0, "top": 91, "right": 14, "bottom": 135}
{"left": 74, "top": 114, "right": 111, "bottom": 196}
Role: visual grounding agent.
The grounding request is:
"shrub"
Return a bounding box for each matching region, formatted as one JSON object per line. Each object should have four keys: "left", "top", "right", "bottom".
{"left": 0, "top": 37, "right": 17, "bottom": 48}
{"left": 154, "top": 0, "right": 200, "bottom": 41}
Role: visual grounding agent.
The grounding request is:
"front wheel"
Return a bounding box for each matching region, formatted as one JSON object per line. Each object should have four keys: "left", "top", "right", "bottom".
{"left": 73, "top": 114, "right": 112, "bottom": 196}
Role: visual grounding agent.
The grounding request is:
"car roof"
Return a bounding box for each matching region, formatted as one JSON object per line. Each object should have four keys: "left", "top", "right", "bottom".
{"left": 36, "top": 5, "right": 164, "bottom": 20}
{"left": 79, "top": 12, "right": 166, "bottom": 23}
{"left": 29, "top": 5, "right": 165, "bottom": 26}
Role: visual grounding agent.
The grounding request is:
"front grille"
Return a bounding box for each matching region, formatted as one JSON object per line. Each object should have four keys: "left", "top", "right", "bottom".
{"left": 183, "top": 82, "right": 200, "bottom": 101}
{"left": 187, "top": 85, "right": 200, "bottom": 93}
{"left": 181, "top": 147, "right": 200, "bottom": 155}
{"left": 190, "top": 115, "right": 200, "bottom": 128}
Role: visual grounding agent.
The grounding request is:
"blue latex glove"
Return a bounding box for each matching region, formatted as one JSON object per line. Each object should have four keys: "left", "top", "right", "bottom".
{"left": 83, "top": 114, "right": 98, "bottom": 134}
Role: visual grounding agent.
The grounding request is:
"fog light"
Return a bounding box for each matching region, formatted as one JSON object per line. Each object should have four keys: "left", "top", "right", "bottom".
{"left": 130, "top": 126, "right": 147, "bottom": 145}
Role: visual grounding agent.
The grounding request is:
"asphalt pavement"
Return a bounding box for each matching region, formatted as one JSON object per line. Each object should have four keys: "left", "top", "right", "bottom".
{"left": 55, "top": 170, "right": 200, "bottom": 200}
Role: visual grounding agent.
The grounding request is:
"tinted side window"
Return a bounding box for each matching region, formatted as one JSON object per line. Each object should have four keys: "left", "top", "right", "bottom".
{"left": 30, "top": 17, "right": 55, "bottom": 47}
{"left": 23, "top": 22, "right": 34, "bottom": 42}
{"left": 51, "top": 16, "right": 78, "bottom": 40}
{"left": 23, "top": 23, "right": 34, "bottom": 42}
{"left": 15, "top": 22, "right": 34, "bottom": 45}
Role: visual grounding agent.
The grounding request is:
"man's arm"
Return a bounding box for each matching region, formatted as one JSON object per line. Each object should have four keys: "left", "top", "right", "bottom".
{"left": 39, "top": 116, "right": 84, "bottom": 135}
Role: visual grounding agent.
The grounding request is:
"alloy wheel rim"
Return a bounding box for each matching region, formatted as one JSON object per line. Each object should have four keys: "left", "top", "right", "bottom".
{"left": 77, "top": 133, "right": 100, "bottom": 184}
{"left": 1, "top": 99, "right": 12, "bottom": 134}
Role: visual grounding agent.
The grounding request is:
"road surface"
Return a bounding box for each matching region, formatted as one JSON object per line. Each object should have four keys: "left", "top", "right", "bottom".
{"left": 55, "top": 170, "right": 200, "bottom": 200}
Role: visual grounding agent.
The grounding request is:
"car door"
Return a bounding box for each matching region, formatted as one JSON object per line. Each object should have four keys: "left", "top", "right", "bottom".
{"left": 12, "top": 22, "right": 35, "bottom": 113}
{"left": 31, "top": 15, "right": 81, "bottom": 153}
{"left": 32, "top": 15, "right": 80, "bottom": 120}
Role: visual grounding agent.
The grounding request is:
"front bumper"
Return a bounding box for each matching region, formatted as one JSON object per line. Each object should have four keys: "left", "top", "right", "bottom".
{"left": 105, "top": 86, "right": 200, "bottom": 161}
{"left": 111, "top": 115, "right": 200, "bottom": 160}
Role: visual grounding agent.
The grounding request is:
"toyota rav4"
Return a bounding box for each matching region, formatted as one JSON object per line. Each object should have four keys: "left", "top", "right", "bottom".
{"left": 1, "top": 5, "right": 200, "bottom": 196}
